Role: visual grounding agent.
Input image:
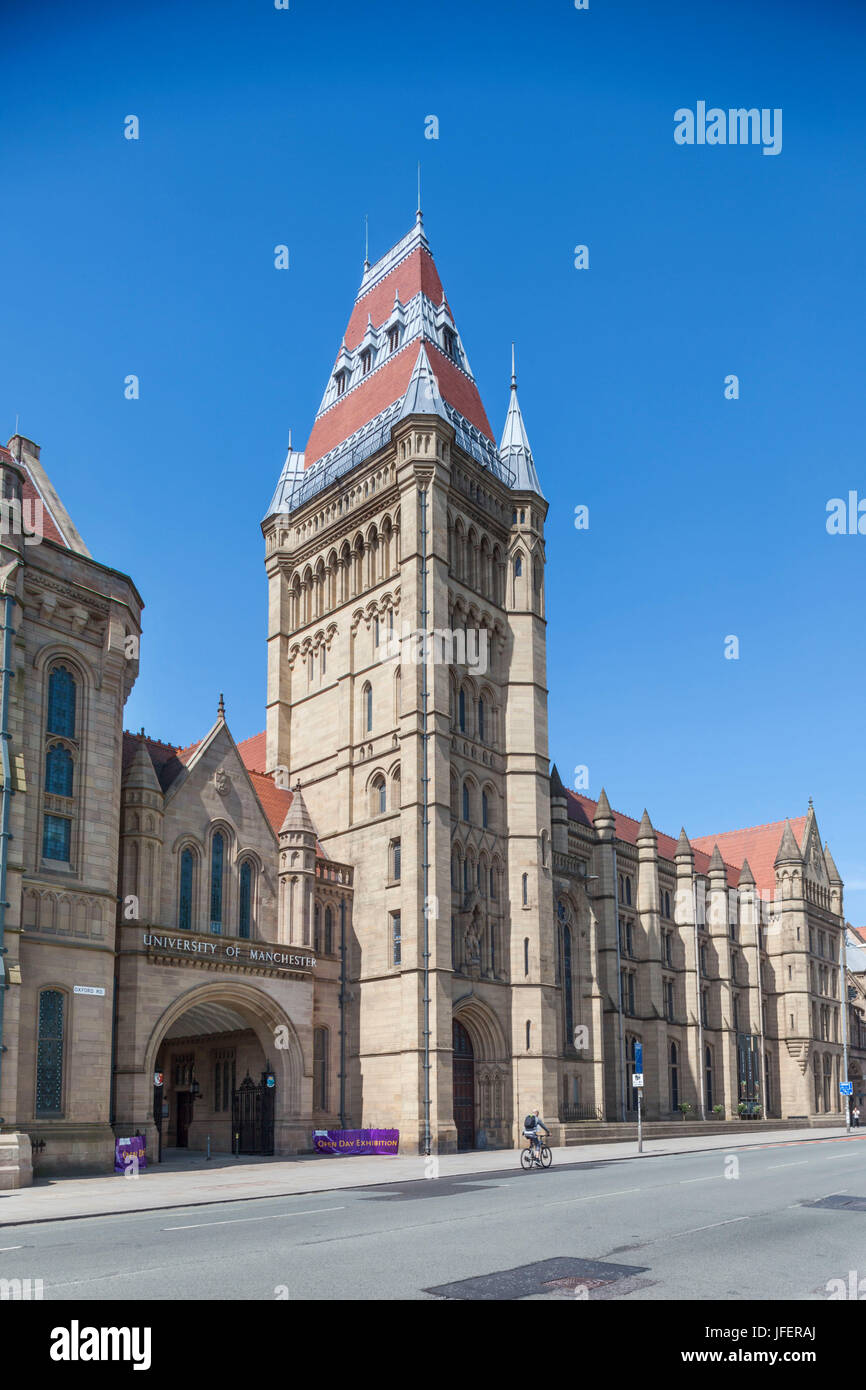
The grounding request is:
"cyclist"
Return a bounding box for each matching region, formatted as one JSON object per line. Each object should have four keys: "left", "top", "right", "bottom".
{"left": 522, "top": 1108, "right": 550, "bottom": 1165}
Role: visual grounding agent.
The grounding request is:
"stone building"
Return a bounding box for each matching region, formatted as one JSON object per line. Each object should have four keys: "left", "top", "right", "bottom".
{"left": 1, "top": 215, "right": 864, "bottom": 1184}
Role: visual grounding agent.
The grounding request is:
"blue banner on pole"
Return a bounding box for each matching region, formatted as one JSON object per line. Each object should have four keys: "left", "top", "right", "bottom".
{"left": 634, "top": 1042, "right": 643, "bottom": 1076}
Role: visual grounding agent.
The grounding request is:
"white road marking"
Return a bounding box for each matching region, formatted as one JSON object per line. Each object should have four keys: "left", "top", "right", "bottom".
{"left": 768, "top": 1161, "right": 809, "bottom": 1169}
{"left": 666, "top": 1216, "right": 750, "bottom": 1238}
{"left": 0, "top": 1245, "right": 23, "bottom": 1251}
{"left": 163, "top": 1205, "right": 344, "bottom": 1231}
{"left": 679, "top": 1176, "right": 719, "bottom": 1184}
{"left": 545, "top": 1187, "right": 641, "bottom": 1207}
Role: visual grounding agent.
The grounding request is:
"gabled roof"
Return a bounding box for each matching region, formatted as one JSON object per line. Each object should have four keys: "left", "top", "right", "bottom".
{"left": 691, "top": 818, "right": 808, "bottom": 897}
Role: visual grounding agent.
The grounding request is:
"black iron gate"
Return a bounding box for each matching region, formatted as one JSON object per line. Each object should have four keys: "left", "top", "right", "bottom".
{"left": 232, "top": 1067, "right": 275, "bottom": 1155}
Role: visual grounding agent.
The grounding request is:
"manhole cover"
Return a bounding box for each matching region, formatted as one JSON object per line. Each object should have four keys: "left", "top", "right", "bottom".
{"left": 425, "top": 1256, "right": 650, "bottom": 1301}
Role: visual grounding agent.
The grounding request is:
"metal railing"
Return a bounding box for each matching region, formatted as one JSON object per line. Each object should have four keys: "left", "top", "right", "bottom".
{"left": 559, "top": 1103, "right": 604, "bottom": 1123}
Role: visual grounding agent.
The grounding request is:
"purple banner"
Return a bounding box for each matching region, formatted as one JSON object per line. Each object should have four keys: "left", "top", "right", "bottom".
{"left": 313, "top": 1129, "right": 399, "bottom": 1156}
{"left": 115, "top": 1135, "right": 147, "bottom": 1174}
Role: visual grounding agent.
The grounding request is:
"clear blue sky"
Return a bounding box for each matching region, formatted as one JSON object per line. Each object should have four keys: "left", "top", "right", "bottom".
{"left": 2, "top": 1, "right": 865, "bottom": 913}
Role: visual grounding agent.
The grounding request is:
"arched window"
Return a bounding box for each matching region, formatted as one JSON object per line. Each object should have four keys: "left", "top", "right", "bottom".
{"left": 522, "top": 873, "right": 528, "bottom": 906}
{"left": 563, "top": 924, "right": 574, "bottom": 1044}
{"left": 324, "top": 906, "right": 333, "bottom": 955}
{"left": 371, "top": 776, "right": 386, "bottom": 816}
{"left": 45, "top": 744, "right": 73, "bottom": 797}
{"left": 179, "top": 848, "right": 194, "bottom": 930}
{"left": 47, "top": 665, "right": 76, "bottom": 737}
{"left": 36, "top": 989, "right": 65, "bottom": 1116}
{"left": 313, "top": 902, "right": 321, "bottom": 953}
{"left": 482, "top": 791, "right": 489, "bottom": 829}
{"left": 210, "top": 832, "right": 225, "bottom": 934}
{"left": 478, "top": 698, "right": 485, "bottom": 742}
{"left": 458, "top": 688, "right": 466, "bottom": 732}
{"left": 705, "top": 1044, "right": 714, "bottom": 1111}
{"left": 363, "top": 682, "right": 373, "bottom": 733}
{"left": 665, "top": 890, "right": 671, "bottom": 918}
{"left": 490, "top": 866, "right": 497, "bottom": 899}
{"left": 625, "top": 876, "right": 632, "bottom": 906}
{"left": 524, "top": 937, "right": 529, "bottom": 976}
{"left": 239, "top": 861, "right": 252, "bottom": 939}
{"left": 462, "top": 783, "right": 470, "bottom": 821}
{"left": 514, "top": 555, "right": 523, "bottom": 577}
{"left": 463, "top": 858, "right": 469, "bottom": 896}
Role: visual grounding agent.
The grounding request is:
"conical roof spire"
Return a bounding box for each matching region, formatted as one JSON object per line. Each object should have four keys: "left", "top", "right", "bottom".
{"left": 824, "top": 841, "right": 842, "bottom": 885}
{"left": 593, "top": 787, "right": 613, "bottom": 825}
{"left": 550, "top": 763, "right": 566, "bottom": 799}
{"left": 708, "top": 843, "right": 726, "bottom": 874}
{"left": 500, "top": 347, "right": 544, "bottom": 498}
{"left": 638, "top": 808, "right": 655, "bottom": 838}
{"left": 775, "top": 820, "right": 803, "bottom": 866}
{"left": 738, "top": 857, "right": 756, "bottom": 887}
{"left": 675, "top": 827, "right": 693, "bottom": 859}
{"left": 123, "top": 739, "right": 162, "bottom": 793}
{"left": 279, "top": 781, "right": 317, "bottom": 838}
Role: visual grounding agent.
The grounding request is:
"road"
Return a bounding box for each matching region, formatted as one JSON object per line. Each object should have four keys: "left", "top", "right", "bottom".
{"left": 2, "top": 1133, "right": 865, "bottom": 1300}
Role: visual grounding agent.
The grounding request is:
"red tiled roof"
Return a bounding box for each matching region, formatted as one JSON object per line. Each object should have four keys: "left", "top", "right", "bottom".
{"left": 566, "top": 789, "right": 741, "bottom": 888}
{"left": 344, "top": 246, "right": 445, "bottom": 351}
{"left": 247, "top": 769, "right": 291, "bottom": 836}
{"left": 236, "top": 730, "right": 267, "bottom": 772}
{"left": 691, "top": 818, "right": 807, "bottom": 898}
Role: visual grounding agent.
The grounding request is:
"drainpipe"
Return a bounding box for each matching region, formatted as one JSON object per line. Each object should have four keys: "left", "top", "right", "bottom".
{"left": 611, "top": 846, "right": 626, "bottom": 1123}
{"left": 419, "top": 484, "right": 431, "bottom": 1157}
{"left": 339, "top": 895, "right": 346, "bottom": 1129}
{"left": 0, "top": 565, "right": 19, "bottom": 1124}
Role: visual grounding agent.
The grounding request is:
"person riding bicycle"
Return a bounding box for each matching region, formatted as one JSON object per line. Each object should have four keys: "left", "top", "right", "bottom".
{"left": 522, "top": 1109, "right": 549, "bottom": 1162}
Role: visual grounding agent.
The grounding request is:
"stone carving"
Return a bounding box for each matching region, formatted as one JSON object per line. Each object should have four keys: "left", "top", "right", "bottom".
{"left": 214, "top": 768, "right": 230, "bottom": 797}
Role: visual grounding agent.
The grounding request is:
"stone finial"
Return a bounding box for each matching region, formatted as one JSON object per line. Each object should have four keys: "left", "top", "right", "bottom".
{"left": 708, "top": 843, "right": 726, "bottom": 875}
{"left": 217, "top": 692, "right": 226, "bottom": 721}
{"left": 638, "top": 808, "right": 655, "bottom": 839}
{"left": 738, "top": 857, "right": 756, "bottom": 887}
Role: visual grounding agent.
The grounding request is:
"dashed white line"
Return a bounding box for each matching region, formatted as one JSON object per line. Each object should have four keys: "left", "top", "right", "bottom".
{"left": 679, "top": 1176, "right": 719, "bottom": 1185}
{"left": 545, "top": 1187, "right": 642, "bottom": 1207}
{"left": 163, "top": 1205, "right": 344, "bottom": 1231}
{"left": 769, "top": 1161, "right": 809, "bottom": 1169}
{"left": 0, "top": 1245, "right": 23, "bottom": 1252}
{"left": 666, "top": 1216, "right": 750, "bottom": 1238}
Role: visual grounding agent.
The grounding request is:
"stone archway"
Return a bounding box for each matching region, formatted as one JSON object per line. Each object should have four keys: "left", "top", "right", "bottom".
{"left": 117, "top": 979, "right": 308, "bottom": 1160}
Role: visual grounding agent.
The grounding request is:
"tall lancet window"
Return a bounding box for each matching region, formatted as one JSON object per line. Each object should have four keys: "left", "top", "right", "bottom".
{"left": 210, "top": 832, "right": 225, "bottom": 934}
{"left": 179, "top": 849, "right": 194, "bottom": 930}
{"left": 239, "top": 861, "right": 252, "bottom": 939}
{"left": 47, "top": 665, "right": 76, "bottom": 737}
{"left": 562, "top": 923, "right": 574, "bottom": 1045}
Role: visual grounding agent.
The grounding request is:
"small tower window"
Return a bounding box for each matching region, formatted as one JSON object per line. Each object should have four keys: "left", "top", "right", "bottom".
{"left": 389, "top": 326, "right": 400, "bottom": 353}
{"left": 360, "top": 349, "right": 372, "bottom": 375}
{"left": 462, "top": 783, "right": 470, "bottom": 821}
{"left": 335, "top": 370, "right": 348, "bottom": 396}
{"left": 364, "top": 682, "right": 373, "bottom": 732}
{"left": 514, "top": 555, "right": 522, "bottom": 578}
{"left": 522, "top": 873, "right": 529, "bottom": 906}
{"left": 239, "top": 861, "right": 252, "bottom": 939}
{"left": 482, "top": 792, "right": 489, "bottom": 829}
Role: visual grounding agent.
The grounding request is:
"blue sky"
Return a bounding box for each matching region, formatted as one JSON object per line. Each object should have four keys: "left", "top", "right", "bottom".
{"left": 2, "top": 0, "right": 866, "bottom": 912}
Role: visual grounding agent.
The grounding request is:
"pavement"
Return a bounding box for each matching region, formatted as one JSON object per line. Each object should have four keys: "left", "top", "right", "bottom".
{"left": 2, "top": 1128, "right": 866, "bottom": 1300}
{"left": 0, "top": 1122, "right": 861, "bottom": 1226}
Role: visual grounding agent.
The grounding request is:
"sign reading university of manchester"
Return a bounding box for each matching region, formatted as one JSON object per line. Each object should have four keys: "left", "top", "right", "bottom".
{"left": 139, "top": 931, "right": 316, "bottom": 973}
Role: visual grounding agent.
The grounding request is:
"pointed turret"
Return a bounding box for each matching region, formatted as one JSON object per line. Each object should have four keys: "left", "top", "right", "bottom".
{"left": 708, "top": 843, "right": 726, "bottom": 873}
{"left": 279, "top": 781, "right": 317, "bottom": 837}
{"left": 500, "top": 347, "right": 544, "bottom": 497}
{"left": 675, "top": 827, "right": 693, "bottom": 860}
{"left": 638, "top": 808, "right": 655, "bottom": 840}
{"left": 122, "top": 738, "right": 162, "bottom": 794}
{"left": 774, "top": 820, "right": 802, "bottom": 866}
{"left": 824, "top": 841, "right": 842, "bottom": 885}
{"left": 593, "top": 787, "right": 614, "bottom": 828}
{"left": 549, "top": 763, "right": 566, "bottom": 800}
{"left": 738, "top": 857, "right": 756, "bottom": 887}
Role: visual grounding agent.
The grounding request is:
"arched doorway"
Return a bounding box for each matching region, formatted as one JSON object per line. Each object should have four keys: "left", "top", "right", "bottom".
{"left": 452, "top": 1019, "right": 475, "bottom": 1151}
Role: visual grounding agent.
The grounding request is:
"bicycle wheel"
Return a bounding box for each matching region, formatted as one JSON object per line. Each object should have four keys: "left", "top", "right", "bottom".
{"left": 540, "top": 1145, "right": 552, "bottom": 1169}
{"left": 520, "top": 1147, "right": 533, "bottom": 1170}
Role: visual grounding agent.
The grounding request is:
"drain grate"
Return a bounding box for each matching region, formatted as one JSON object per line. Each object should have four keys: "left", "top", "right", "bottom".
{"left": 425, "top": 1256, "right": 650, "bottom": 1301}
{"left": 804, "top": 1195, "right": 866, "bottom": 1212}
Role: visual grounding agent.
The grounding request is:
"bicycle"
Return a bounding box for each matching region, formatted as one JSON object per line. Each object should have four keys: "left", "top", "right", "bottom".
{"left": 520, "top": 1137, "right": 552, "bottom": 1170}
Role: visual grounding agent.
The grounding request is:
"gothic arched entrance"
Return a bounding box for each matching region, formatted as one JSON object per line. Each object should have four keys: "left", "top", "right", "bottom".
{"left": 452, "top": 1018, "right": 475, "bottom": 1151}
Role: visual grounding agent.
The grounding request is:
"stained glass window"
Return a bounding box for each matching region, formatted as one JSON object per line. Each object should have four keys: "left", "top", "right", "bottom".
{"left": 324, "top": 906, "right": 333, "bottom": 955}
{"left": 239, "top": 861, "right": 252, "bottom": 939}
{"left": 210, "top": 833, "right": 224, "bottom": 934}
{"left": 179, "top": 849, "right": 193, "bottom": 930}
{"left": 36, "top": 990, "right": 64, "bottom": 1115}
{"left": 47, "top": 666, "right": 76, "bottom": 737}
{"left": 42, "top": 814, "right": 71, "bottom": 861}
{"left": 45, "top": 743, "right": 73, "bottom": 797}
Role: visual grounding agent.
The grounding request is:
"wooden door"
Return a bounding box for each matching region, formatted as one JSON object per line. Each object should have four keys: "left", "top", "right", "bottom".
{"left": 452, "top": 1019, "right": 475, "bottom": 1151}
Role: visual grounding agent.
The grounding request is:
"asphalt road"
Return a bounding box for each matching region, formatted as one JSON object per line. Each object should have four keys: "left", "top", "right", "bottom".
{"left": 3, "top": 1133, "right": 866, "bottom": 1300}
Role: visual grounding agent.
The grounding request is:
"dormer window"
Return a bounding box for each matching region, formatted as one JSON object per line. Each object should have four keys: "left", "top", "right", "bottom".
{"left": 360, "top": 349, "right": 372, "bottom": 376}
{"left": 442, "top": 328, "right": 457, "bottom": 359}
{"left": 335, "top": 370, "right": 348, "bottom": 396}
{"left": 388, "top": 326, "right": 400, "bottom": 353}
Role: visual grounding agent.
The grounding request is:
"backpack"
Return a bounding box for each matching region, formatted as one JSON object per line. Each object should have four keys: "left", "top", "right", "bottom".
{"left": 524, "top": 1114, "right": 536, "bottom": 1130}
